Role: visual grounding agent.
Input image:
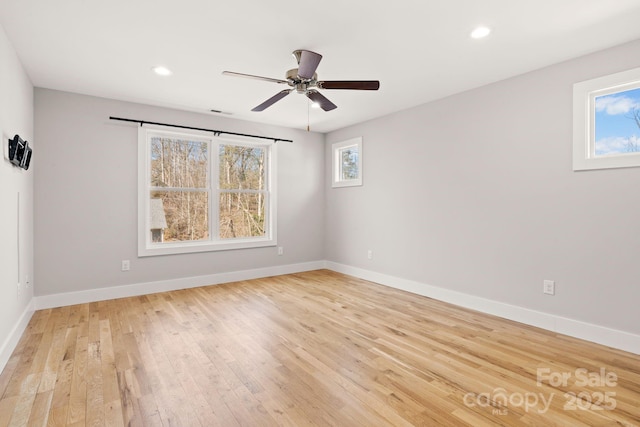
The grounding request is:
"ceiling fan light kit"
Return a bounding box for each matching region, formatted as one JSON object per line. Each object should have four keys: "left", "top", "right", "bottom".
{"left": 223, "top": 49, "right": 380, "bottom": 112}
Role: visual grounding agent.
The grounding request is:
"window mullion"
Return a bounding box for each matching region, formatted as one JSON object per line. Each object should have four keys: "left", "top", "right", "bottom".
{"left": 211, "top": 139, "right": 219, "bottom": 241}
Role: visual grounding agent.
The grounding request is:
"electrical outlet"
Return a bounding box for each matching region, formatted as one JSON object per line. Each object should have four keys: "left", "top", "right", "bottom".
{"left": 367, "top": 250, "right": 373, "bottom": 260}
{"left": 277, "top": 247, "right": 284, "bottom": 256}
{"left": 543, "top": 280, "right": 555, "bottom": 295}
{"left": 121, "top": 260, "right": 130, "bottom": 271}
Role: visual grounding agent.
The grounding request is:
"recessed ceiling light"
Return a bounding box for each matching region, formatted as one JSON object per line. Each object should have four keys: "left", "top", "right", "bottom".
{"left": 471, "top": 26, "right": 491, "bottom": 39}
{"left": 152, "top": 66, "right": 172, "bottom": 76}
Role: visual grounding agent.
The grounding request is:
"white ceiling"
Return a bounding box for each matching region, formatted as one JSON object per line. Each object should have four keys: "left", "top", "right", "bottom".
{"left": 3, "top": 0, "right": 640, "bottom": 133}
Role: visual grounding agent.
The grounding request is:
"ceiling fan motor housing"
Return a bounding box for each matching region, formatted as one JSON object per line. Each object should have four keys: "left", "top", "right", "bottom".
{"left": 286, "top": 68, "right": 318, "bottom": 93}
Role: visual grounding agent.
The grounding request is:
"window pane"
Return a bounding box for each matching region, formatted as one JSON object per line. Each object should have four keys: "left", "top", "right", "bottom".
{"left": 150, "top": 191, "right": 209, "bottom": 242}
{"left": 594, "top": 87, "right": 640, "bottom": 156}
{"left": 151, "top": 137, "right": 208, "bottom": 188}
{"left": 219, "top": 145, "right": 266, "bottom": 190}
{"left": 339, "top": 146, "right": 359, "bottom": 180}
{"left": 219, "top": 192, "right": 266, "bottom": 239}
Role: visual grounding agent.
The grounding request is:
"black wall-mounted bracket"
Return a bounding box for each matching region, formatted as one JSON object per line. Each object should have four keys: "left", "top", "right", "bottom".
{"left": 8, "top": 134, "right": 32, "bottom": 170}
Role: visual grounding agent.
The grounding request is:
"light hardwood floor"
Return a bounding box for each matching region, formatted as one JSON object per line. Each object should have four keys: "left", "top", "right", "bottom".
{"left": 0, "top": 270, "right": 638, "bottom": 426}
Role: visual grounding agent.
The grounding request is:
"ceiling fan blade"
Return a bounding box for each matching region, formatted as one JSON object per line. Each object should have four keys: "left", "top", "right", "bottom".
{"left": 296, "top": 50, "right": 322, "bottom": 80}
{"left": 318, "top": 80, "right": 380, "bottom": 90}
{"left": 251, "top": 89, "right": 292, "bottom": 111}
{"left": 306, "top": 90, "right": 337, "bottom": 111}
{"left": 222, "top": 71, "right": 289, "bottom": 85}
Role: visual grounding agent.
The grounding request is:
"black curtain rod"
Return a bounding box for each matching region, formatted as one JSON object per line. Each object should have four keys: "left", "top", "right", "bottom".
{"left": 109, "top": 116, "right": 293, "bottom": 143}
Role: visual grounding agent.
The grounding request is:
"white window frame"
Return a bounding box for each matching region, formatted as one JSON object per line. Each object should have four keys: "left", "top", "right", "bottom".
{"left": 573, "top": 66, "right": 640, "bottom": 171}
{"left": 332, "top": 137, "right": 363, "bottom": 188}
{"left": 138, "top": 125, "right": 277, "bottom": 257}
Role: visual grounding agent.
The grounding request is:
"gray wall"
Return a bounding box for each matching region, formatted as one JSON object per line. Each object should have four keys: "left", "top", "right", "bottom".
{"left": 0, "top": 25, "right": 34, "bottom": 352}
{"left": 34, "top": 89, "right": 325, "bottom": 295}
{"left": 326, "top": 40, "right": 640, "bottom": 335}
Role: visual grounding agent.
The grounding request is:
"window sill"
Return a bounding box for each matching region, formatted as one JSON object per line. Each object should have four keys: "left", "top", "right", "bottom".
{"left": 138, "top": 237, "right": 276, "bottom": 257}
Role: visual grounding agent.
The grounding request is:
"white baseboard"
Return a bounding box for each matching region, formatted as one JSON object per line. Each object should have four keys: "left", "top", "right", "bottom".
{"left": 0, "top": 299, "right": 35, "bottom": 372}
{"left": 34, "top": 261, "right": 325, "bottom": 310}
{"left": 325, "top": 261, "right": 640, "bottom": 355}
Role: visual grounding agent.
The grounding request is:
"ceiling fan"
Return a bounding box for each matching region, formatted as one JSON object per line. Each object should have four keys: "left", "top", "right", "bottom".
{"left": 223, "top": 49, "right": 380, "bottom": 112}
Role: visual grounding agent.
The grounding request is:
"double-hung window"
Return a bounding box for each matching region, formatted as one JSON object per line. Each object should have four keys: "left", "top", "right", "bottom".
{"left": 138, "top": 125, "right": 276, "bottom": 256}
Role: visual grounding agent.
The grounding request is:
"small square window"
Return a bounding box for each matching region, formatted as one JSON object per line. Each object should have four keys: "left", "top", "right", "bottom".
{"left": 573, "top": 67, "right": 640, "bottom": 171}
{"left": 332, "top": 137, "right": 362, "bottom": 188}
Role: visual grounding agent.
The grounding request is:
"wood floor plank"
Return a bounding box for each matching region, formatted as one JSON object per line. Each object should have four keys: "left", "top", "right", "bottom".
{"left": 99, "top": 319, "right": 119, "bottom": 409}
{"left": 2, "top": 332, "right": 43, "bottom": 400}
{"left": 0, "top": 396, "right": 19, "bottom": 426}
{"left": 85, "top": 341, "right": 104, "bottom": 426}
{"left": 8, "top": 373, "right": 41, "bottom": 426}
{"left": 0, "top": 270, "right": 638, "bottom": 426}
{"left": 38, "top": 322, "right": 69, "bottom": 394}
{"left": 65, "top": 335, "right": 87, "bottom": 425}
{"left": 25, "top": 390, "right": 52, "bottom": 427}
{"left": 103, "top": 399, "right": 124, "bottom": 427}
